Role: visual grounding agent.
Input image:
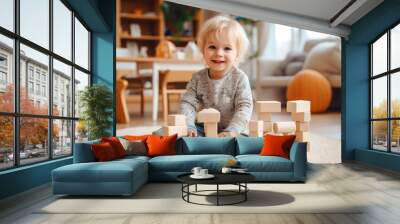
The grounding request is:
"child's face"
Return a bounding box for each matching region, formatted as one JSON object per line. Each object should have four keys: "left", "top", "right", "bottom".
{"left": 203, "top": 30, "right": 238, "bottom": 77}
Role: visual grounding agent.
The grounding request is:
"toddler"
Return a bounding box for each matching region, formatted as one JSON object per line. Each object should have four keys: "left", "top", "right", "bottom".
{"left": 180, "top": 15, "right": 253, "bottom": 137}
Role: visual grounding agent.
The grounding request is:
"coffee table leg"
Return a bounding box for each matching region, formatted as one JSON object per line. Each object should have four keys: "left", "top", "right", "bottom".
{"left": 217, "top": 184, "right": 219, "bottom": 206}
{"left": 195, "top": 184, "right": 197, "bottom": 192}
{"left": 245, "top": 183, "right": 247, "bottom": 201}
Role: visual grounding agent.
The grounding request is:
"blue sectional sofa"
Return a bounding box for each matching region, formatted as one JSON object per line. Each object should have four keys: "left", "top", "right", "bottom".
{"left": 52, "top": 137, "right": 307, "bottom": 196}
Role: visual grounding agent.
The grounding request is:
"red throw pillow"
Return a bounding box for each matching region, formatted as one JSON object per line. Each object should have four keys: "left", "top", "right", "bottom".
{"left": 146, "top": 134, "right": 177, "bottom": 157}
{"left": 260, "top": 134, "right": 296, "bottom": 159}
{"left": 91, "top": 142, "right": 117, "bottom": 161}
{"left": 101, "top": 137, "right": 126, "bottom": 158}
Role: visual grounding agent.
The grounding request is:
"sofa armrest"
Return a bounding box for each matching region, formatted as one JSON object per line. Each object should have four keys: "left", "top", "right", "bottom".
{"left": 73, "top": 140, "right": 100, "bottom": 163}
{"left": 289, "top": 141, "right": 307, "bottom": 181}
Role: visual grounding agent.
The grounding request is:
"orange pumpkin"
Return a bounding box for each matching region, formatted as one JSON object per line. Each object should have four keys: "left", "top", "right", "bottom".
{"left": 286, "top": 69, "right": 332, "bottom": 113}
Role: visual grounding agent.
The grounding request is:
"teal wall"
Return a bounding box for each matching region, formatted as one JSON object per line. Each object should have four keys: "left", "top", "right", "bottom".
{"left": 0, "top": 0, "right": 115, "bottom": 200}
{"left": 344, "top": 0, "right": 400, "bottom": 171}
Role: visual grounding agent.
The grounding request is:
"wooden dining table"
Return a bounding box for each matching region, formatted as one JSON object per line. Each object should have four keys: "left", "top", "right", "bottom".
{"left": 116, "top": 57, "right": 204, "bottom": 122}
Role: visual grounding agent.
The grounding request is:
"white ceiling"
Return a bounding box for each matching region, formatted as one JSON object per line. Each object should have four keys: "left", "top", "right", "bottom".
{"left": 167, "top": 0, "right": 384, "bottom": 37}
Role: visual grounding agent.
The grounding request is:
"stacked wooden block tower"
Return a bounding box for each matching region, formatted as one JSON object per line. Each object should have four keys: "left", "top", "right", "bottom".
{"left": 197, "top": 108, "right": 221, "bottom": 137}
{"left": 162, "top": 114, "right": 188, "bottom": 137}
{"left": 249, "top": 100, "right": 311, "bottom": 143}
{"left": 287, "top": 100, "right": 311, "bottom": 142}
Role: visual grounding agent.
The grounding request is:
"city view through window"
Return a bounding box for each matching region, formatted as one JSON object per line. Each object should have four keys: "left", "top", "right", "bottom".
{"left": 0, "top": 0, "right": 91, "bottom": 170}
{"left": 371, "top": 23, "right": 400, "bottom": 153}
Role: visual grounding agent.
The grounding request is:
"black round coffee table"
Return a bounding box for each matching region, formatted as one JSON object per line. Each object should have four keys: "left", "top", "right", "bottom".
{"left": 177, "top": 173, "right": 255, "bottom": 206}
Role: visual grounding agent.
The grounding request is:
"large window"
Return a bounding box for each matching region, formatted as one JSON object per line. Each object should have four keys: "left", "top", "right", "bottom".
{"left": 0, "top": 0, "right": 91, "bottom": 171}
{"left": 371, "top": 23, "right": 400, "bottom": 154}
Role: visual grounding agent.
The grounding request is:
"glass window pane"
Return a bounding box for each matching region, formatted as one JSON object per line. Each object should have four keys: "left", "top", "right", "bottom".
{"left": 53, "top": 59, "right": 72, "bottom": 117}
{"left": 53, "top": 0, "right": 72, "bottom": 60}
{"left": 391, "top": 24, "right": 400, "bottom": 70}
{"left": 20, "top": 44, "right": 49, "bottom": 115}
{"left": 75, "top": 18, "right": 89, "bottom": 70}
{"left": 0, "top": 116, "right": 14, "bottom": 170}
{"left": 372, "top": 76, "right": 387, "bottom": 119}
{"left": 75, "top": 120, "right": 88, "bottom": 143}
{"left": 53, "top": 119, "right": 72, "bottom": 158}
{"left": 391, "top": 120, "right": 400, "bottom": 153}
{"left": 20, "top": 117, "right": 49, "bottom": 165}
{"left": 0, "top": 35, "right": 14, "bottom": 112}
{"left": 372, "top": 33, "right": 387, "bottom": 76}
{"left": 74, "top": 69, "right": 89, "bottom": 118}
{"left": 0, "top": 0, "right": 14, "bottom": 31}
{"left": 372, "top": 121, "right": 388, "bottom": 151}
{"left": 391, "top": 72, "right": 400, "bottom": 118}
{"left": 20, "top": 0, "right": 49, "bottom": 49}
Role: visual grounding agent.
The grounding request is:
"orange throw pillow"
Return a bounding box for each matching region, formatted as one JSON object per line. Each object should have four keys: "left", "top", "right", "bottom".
{"left": 124, "top": 135, "right": 150, "bottom": 141}
{"left": 91, "top": 142, "right": 117, "bottom": 161}
{"left": 146, "top": 134, "right": 177, "bottom": 157}
{"left": 101, "top": 137, "right": 126, "bottom": 158}
{"left": 260, "top": 134, "right": 296, "bottom": 159}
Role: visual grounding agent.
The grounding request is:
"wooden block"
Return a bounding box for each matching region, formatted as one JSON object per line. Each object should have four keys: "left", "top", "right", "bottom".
{"left": 296, "top": 121, "right": 310, "bottom": 131}
{"left": 263, "top": 121, "right": 273, "bottom": 132}
{"left": 197, "top": 108, "right": 220, "bottom": 123}
{"left": 167, "top": 114, "right": 186, "bottom": 126}
{"left": 249, "top": 131, "right": 263, "bottom": 137}
{"left": 287, "top": 100, "right": 311, "bottom": 113}
{"left": 258, "top": 112, "right": 272, "bottom": 121}
{"left": 291, "top": 112, "right": 311, "bottom": 122}
{"left": 256, "top": 101, "right": 281, "bottom": 113}
{"left": 204, "top": 122, "right": 218, "bottom": 137}
{"left": 249, "top": 120, "right": 264, "bottom": 137}
{"left": 162, "top": 125, "right": 188, "bottom": 137}
{"left": 273, "top": 121, "right": 296, "bottom": 134}
{"left": 295, "top": 131, "right": 310, "bottom": 142}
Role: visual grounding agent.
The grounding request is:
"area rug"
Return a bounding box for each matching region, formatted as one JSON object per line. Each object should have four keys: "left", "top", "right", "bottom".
{"left": 38, "top": 183, "right": 361, "bottom": 214}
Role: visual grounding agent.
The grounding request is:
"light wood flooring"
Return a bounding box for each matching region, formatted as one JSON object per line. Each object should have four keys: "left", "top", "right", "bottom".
{"left": 1, "top": 162, "right": 400, "bottom": 224}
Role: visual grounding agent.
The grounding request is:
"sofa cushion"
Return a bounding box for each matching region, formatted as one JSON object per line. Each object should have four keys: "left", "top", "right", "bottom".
{"left": 236, "top": 137, "right": 263, "bottom": 155}
{"left": 52, "top": 158, "right": 147, "bottom": 183}
{"left": 236, "top": 155, "right": 293, "bottom": 172}
{"left": 101, "top": 137, "right": 127, "bottom": 158}
{"left": 74, "top": 140, "right": 100, "bottom": 163}
{"left": 178, "top": 137, "right": 236, "bottom": 155}
{"left": 260, "top": 134, "right": 296, "bottom": 159}
{"left": 118, "top": 138, "right": 147, "bottom": 156}
{"left": 148, "top": 154, "right": 235, "bottom": 172}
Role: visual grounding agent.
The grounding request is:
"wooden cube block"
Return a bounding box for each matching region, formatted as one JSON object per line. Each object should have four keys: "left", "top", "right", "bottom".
{"left": 258, "top": 112, "right": 272, "bottom": 121}
{"left": 249, "top": 130, "right": 263, "bottom": 137}
{"left": 263, "top": 121, "right": 273, "bottom": 132}
{"left": 295, "top": 131, "right": 310, "bottom": 142}
{"left": 162, "top": 125, "right": 188, "bottom": 137}
{"left": 296, "top": 122, "right": 310, "bottom": 131}
{"left": 204, "top": 122, "right": 218, "bottom": 137}
{"left": 167, "top": 114, "right": 186, "bottom": 126}
{"left": 197, "top": 108, "right": 220, "bottom": 123}
{"left": 256, "top": 101, "right": 281, "bottom": 113}
{"left": 249, "top": 120, "right": 263, "bottom": 133}
{"left": 287, "top": 100, "right": 311, "bottom": 113}
{"left": 273, "top": 121, "right": 296, "bottom": 134}
{"left": 291, "top": 112, "right": 311, "bottom": 122}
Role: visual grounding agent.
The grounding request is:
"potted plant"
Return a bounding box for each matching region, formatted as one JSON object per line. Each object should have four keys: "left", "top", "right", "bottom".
{"left": 79, "top": 84, "right": 113, "bottom": 140}
{"left": 161, "top": 2, "right": 196, "bottom": 37}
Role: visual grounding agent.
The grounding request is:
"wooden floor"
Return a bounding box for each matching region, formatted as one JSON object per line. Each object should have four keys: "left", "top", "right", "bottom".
{"left": 1, "top": 162, "right": 400, "bottom": 224}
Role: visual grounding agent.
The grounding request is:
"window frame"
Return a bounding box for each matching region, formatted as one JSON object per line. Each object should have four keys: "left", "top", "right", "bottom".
{"left": 0, "top": 0, "right": 92, "bottom": 171}
{"left": 370, "top": 20, "right": 400, "bottom": 154}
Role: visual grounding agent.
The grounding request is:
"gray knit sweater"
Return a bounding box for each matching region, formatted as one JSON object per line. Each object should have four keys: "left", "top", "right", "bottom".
{"left": 180, "top": 67, "right": 253, "bottom": 133}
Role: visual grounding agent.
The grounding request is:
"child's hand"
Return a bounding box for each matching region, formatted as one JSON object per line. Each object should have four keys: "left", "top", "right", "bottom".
{"left": 218, "top": 131, "right": 239, "bottom": 137}
{"left": 188, "top": 129, "right": 197, "bottom": 137}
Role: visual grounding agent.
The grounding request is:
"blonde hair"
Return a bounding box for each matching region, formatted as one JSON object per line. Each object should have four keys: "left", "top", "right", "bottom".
{"left": 197, "top": 15, "right": 249, "bottom": 64}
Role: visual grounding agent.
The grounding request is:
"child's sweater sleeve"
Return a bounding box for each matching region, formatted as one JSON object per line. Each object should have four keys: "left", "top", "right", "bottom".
{"left": 225, "top": 74, "right": 253, "bottom": 133}
{"left": 180, "top": 74, "right": 199, "bottom": 131}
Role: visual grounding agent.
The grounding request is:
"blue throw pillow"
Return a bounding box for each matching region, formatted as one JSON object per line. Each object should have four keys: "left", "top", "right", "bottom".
{"left": 178, "top": 137, "right": 236, "bottom": 155}
{"left": 236, "top": 137, "right": 263, "bottom": 155}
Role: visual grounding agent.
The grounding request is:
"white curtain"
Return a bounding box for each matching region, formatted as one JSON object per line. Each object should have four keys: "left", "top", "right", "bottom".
{"left": 258, "top": 22, "right": 334, "bottom": 60}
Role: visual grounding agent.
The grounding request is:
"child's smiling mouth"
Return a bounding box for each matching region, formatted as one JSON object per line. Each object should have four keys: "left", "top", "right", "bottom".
{"left": 211, "top": 60, "right": 225, "bottom": 64}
